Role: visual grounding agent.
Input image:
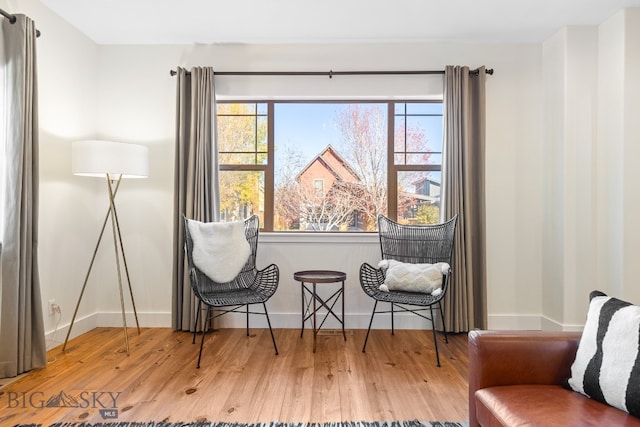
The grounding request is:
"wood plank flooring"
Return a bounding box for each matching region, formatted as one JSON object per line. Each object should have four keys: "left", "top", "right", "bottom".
{"left": 0, "top": 328, "right": 469, "bottom": 425}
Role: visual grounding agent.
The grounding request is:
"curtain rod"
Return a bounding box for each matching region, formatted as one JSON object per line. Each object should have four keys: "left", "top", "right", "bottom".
{"left": 169, "top": 68, "right": 494, "bottom": 78}
{"left": 0, "top": 7, "right": 41, "bottom": 37}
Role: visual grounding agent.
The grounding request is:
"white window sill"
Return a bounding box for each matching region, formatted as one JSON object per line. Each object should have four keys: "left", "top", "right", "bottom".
{"left": 260, "top": 232, "right": 379, "bottom": 245}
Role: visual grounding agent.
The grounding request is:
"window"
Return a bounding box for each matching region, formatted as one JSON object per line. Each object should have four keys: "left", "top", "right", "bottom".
{"left": 313, "top": 179, "right": 324, "bottom": 197}
{"left": 217, "top": 103, "right": 271, "bottom": 228}
{"left": 391, "top": 102, "right": 444, "bottom": 227}
{"left": 217, "top": 101, "right": 443, "bottom": 232}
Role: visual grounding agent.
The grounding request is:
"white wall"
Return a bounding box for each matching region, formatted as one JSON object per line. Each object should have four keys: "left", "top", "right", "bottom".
{"left": 90, "top": 41, "right": 544, "bottom": 333}
{"left": 541, "top": 9, "right": 640, "bottom": 330}
{"left": 5, "top": 0, "right": 638, "bottom": 347}
{"left": 620, "top": 9, "right": 640, "bottom": 301}
{"left": 542, "top": 26, "right": 599, "bottom": 330}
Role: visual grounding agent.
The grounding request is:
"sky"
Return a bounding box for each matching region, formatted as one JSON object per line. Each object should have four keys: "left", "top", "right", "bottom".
{"left": 274, "top": 103, "right": 361, "bottom": 162}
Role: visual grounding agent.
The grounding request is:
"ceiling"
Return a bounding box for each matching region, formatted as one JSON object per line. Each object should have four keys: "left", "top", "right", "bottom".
{"left": 39, "top": 0, "right": 640, "bottom": 45}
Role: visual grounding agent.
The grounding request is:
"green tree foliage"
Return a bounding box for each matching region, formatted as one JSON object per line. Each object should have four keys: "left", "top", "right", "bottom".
{"left": 416, "top": 203, "right": 440, "bottom": 225}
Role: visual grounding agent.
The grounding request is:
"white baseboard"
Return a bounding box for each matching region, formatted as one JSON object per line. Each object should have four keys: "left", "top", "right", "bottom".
{"left": 488, "top": 314, "right": 585, "bottom": 332}
{"left": 95, "top": 311, "right": 173, "bottom": 328}
{"left": 267, "top": 311, "right": 435, "bottom": 330}
{"left": 48, "top": 312, "right": 584, "bottom": 344}
{"left": 45, "top": 313, "right": 97, "bottom": 350}
{"left": 45, "top": 312, "right": 171, "bottom": 350}
{"left": 541, "top": 315, "right": 584, "bottom": 332}
{"left": 47, "top": 310, "right": 436, "bottom": 342}
{"left": 96, "top": 310, "right": 435, "bottom": 330}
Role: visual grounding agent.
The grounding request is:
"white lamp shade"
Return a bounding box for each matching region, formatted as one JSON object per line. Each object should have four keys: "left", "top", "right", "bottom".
{"left": 72, "top": 140, "right": 149, "bottom": 178}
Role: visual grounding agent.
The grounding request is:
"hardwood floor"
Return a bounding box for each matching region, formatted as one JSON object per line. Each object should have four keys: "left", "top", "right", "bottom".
{"left": 0, "top": 328, "right": 469, "bottom": 425}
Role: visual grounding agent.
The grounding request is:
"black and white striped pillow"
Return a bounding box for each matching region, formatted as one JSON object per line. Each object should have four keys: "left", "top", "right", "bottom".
{"left": 566, "top": 290, "right": 640, "bottom": 416}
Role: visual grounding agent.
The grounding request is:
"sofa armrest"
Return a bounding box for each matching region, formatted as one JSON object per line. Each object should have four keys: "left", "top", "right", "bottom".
{"left": 468, "top": 330, "right": 582, "bottom": 427}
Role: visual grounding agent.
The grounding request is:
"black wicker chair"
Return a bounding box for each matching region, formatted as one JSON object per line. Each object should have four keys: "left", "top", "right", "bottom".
{"left": 184, "top": 215, "right": 279, "bottom": 368}
{"left": 360, "top": 214, "right": 458, "bottom": 367}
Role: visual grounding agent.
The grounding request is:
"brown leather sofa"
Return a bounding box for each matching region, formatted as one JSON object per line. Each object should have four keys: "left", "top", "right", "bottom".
{"left": 468, "top": 330, "right": 640, "bottom": 426}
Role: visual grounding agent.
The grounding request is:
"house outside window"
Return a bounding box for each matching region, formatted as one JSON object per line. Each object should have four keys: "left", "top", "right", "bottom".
{"left": 217, "top": 101, "right": 443, "bottom": 232}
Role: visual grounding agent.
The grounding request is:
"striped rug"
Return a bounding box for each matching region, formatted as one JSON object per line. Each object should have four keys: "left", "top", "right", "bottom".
{"left": 15, "top": 421, "right": 468, "bottom": 427}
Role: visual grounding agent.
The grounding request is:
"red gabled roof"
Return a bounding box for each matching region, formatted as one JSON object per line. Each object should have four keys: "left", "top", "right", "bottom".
{"left": 296, "top": 145, "right": 361, "bottom": 183}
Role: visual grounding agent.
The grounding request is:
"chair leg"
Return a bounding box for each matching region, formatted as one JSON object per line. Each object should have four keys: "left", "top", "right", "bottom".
{"left": 430, "top": 305, "right": 441, "bottom": 367}
{"left": 192, "top": 299, "right": 202, "bottom": 344}
{"left": 263, "top": 303, "right": 278, "bottom": 355}
{"left": 197, "top": 306, "right": 211, "bottom": 369}
{"left": 246, "top": 304, "right": 250, "bottom": 337}
{"left": 204, "top": 307, "right": 213, "bottom": 335}
{"left": 438, "top": 300, "right": 449, "bottom": 343}
{"left": 362, "top": 300, "right": 378, "bottom": 352}
{"left": 391, "top": 303, "right": 395, "bottom": 335}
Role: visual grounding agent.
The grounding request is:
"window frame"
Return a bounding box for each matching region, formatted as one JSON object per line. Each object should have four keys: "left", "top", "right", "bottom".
{"left": 217, "top": 99, "right": 443, "bottom": 232}
{"left": 387, "top": 102, "right": 444, "bottom": 224}
{"left": 217, "top": 102, "right": 275, "bottom": 230}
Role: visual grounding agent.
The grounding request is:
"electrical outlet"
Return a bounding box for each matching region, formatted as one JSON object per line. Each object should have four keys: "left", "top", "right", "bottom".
{"left": 48, "top": 299, "right": 59, "bottom": 316}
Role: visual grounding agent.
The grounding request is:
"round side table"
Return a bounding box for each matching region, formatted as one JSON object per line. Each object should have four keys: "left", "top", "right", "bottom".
{"left": 293, "top": 270, "right": 347, "bottom": 352}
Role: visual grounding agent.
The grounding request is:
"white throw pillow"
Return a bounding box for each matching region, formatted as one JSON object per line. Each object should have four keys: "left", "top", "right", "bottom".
{"left": 566, "top": 290, "right": 640, "bottom": 417}
{"left": 187, "top": 219, "right": 251, "bottom": 283}
{"left": 378, "top": 259, "right": 450, "bottom": 295}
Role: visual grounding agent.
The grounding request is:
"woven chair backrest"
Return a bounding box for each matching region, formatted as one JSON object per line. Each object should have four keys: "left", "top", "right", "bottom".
{"left": 377, "top": 214, "right": 457, "bottom": 265}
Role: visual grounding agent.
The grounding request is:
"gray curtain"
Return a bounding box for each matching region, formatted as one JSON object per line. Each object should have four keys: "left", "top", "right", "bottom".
{"left": 0, "top": 15, "right": 46, "bottom": 378}
{"left": 172, "top": 66, "right": 220, "bottom": 331}
{"left": 442, "top": 65, "right": 487, "bottom": 332}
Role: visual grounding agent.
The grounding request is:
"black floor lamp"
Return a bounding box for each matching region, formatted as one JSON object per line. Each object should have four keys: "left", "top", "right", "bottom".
{"left": 63, "top": 140, "right": 149, "bottom": 355}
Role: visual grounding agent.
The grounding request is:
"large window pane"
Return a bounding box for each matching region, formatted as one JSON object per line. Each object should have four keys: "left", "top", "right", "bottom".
{"left": 274, "top": 103, "right": 387, "bottom": 232}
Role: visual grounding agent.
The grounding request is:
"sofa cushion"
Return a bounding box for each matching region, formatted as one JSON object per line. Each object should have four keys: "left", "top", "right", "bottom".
{"left": 566, "top": 290, "right": 640, "bottom": 417}
{"left": 476, "top": 385, "right": 640, "bottom": 427}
